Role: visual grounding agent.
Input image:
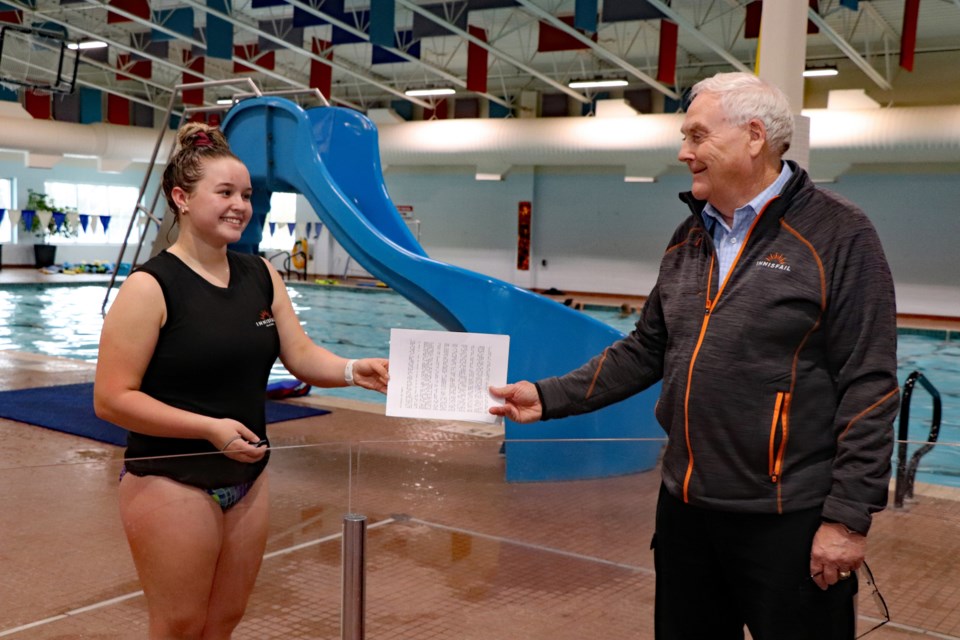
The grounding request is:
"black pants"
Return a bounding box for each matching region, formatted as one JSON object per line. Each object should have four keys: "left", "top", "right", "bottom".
{"left": 653, "top": 484, "right": 857, "bottom": 640}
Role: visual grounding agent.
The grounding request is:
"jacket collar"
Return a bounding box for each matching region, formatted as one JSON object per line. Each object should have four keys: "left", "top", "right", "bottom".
{"left": 679, "top": 160, "right": 810, "bottom": 229}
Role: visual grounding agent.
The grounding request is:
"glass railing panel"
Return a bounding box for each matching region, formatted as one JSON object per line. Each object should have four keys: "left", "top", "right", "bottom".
{"left": 350, "top": 437, "right": 666, "bottom": 639}
{"left": 0, "top": 440, "right": 352, "bottom": 639}
{"left": 0, "top": 455, "right": 139, "bottom": 637}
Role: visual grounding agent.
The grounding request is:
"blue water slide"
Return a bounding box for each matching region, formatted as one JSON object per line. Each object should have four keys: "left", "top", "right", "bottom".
{"left": 221, "top": 97, "right": 662, "bottom": 482}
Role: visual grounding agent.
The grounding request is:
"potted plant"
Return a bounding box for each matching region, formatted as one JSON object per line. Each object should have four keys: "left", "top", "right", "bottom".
{"left": 21, "top": 188, "right": 78, "bottom": 267}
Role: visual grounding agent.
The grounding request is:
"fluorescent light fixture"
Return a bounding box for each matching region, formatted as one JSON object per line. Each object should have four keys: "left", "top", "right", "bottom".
{"left": 475, "top": 172, "right": 503, "bottom": 181}
{"left": 68, "top": 40, "right": 108, "bottom": 50}
{"left": 624, "top": 176, "right": 655, "bottom": 183}
{"left": 216, "top": 98, "right": 234, "bottom": 105}
{"left": 404, "top": 88, "right": 456, "bottom": 97}
{"left": 568, "top": 79, "right": 628, "bottom": 89}
{"left": 803, "top": 66, "right": 839, "bottom": 78}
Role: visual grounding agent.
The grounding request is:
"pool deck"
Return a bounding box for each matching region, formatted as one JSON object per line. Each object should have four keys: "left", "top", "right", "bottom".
{"left": 1, "top": 268, "right": 959, "bottom": 638}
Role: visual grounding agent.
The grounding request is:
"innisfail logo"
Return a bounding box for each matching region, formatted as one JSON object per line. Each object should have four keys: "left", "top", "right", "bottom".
{"left": 756, "top": 252, "right": 791, "bottom": 272}
{"left": 255, "top": 309, "right": 276, "bottom": 328}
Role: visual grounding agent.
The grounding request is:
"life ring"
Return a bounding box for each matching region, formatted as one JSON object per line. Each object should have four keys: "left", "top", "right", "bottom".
{"left": 292, "top": 238, "right": 308, "bottom": 270}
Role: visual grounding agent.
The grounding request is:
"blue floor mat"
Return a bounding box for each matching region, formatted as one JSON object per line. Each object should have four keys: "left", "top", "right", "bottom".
{"left": 0, "top": 382, "right": 330, "bottom": 446}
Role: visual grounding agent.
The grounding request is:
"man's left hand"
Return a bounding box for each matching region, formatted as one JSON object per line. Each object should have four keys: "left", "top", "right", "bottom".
{"left": 809, "top": 521, "right": 866, "bottom": 590}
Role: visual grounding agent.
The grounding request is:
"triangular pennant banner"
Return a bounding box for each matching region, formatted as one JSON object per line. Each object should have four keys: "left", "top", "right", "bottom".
{"left": 0, "top": 208, "right": 5, "bottom": 225}
{"left": 268, "top": 222, "right": 276, "bottom": 236}
{"left": 20, "top": 209, "right": 35, "bottom": 231}
{"left": 67, "top": 212, "right": 81, "bottom": 234}
{"left": 36, "top": 210, "right": 52, "bottom": 230}
{"left": 52, "top": 211, "right": 66, "bottom": 232}
{"left": 79, "top": 214, "right": 90, "bottom": 232}
{"left": 314, "top": 222, "right": 322, "bottom": 238}
{"left": 305, "top": 222, "right": 312, "bottom": 238}
{"left": 100, "top": 215, "right": 112, "bottom": 232}
{"left": 287, "top": 222, "right": 296, "bottom": 235}
{"left": 7, "top": 209, "right": 21, "bottom": 226}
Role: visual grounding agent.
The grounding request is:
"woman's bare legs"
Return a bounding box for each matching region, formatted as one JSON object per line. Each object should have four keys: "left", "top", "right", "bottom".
{"left": 201, "top": 474, "right": 270, "bottom": 639}
{"left": 119, "top": 472, "right": 270, "bottom": 639}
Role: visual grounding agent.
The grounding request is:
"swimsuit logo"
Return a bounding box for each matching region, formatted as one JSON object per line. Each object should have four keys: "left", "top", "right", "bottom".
{"left": 255, "top": 309, "right": 276, "bottom": 328}
{"left": 756, "top": 252, "right": 791, "bottom": 272}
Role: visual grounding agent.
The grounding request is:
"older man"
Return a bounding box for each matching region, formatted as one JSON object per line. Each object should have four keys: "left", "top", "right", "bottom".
{"left": 490, "top": 72, "right": 899, "bottom": 639}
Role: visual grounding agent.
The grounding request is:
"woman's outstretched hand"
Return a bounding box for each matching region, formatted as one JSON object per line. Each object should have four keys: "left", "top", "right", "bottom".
{"left": 489, "top": 381, "right": 543, "bottom": 423}
{"left": 353, "top": 358, "right": 390, "bottom": 393}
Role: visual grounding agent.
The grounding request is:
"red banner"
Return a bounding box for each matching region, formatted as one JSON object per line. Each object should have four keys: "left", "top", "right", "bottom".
{"left": 657, "top": 20, "right": 677, "bottom": 85}
{"left": 517, "top": 201, "right": 532, "bottom": 271}
{"left": 467, "top": 25, "right": 488, "bottom": 94}
{"left": 900, "top": 0, "right": 920, "bottom": 71}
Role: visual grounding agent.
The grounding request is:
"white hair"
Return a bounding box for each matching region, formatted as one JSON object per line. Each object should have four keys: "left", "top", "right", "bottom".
{"left": 689, "top": 72, "right": 794, "bottom": 157}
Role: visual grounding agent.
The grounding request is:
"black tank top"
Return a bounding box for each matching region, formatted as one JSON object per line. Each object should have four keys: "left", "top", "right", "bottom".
{"left": 124, "top": 250, "right": 281, "bottom": 489}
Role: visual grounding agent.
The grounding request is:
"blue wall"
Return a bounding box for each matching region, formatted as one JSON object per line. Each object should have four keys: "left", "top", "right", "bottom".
{"left": 2, "top": 151, "right": 957, "bottom": 316}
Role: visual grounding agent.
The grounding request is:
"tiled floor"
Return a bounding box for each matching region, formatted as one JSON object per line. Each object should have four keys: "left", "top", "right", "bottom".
{"left": 1, "top": 268, "right": 959, "bottom": 639}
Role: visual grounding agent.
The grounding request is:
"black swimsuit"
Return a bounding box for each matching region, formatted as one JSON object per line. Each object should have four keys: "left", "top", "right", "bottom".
{"left": 123, "top": 250, "right": 281, "bottom": 491}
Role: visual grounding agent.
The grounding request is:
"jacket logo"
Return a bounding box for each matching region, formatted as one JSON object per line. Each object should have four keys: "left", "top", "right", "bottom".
{"left": 255, "top": 309, "right": 276, "bottom": 328}
{"left": 756, "top": 252, "right": 791, "bottom": 272}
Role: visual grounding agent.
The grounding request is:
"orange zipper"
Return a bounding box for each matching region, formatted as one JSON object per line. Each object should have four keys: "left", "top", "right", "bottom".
{"left": 768, "top": 391, "right": 790, "bottom": 484}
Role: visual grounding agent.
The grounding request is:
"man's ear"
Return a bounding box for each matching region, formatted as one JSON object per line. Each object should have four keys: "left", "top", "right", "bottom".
{"left": 747, "top": 118, "right": 767, "bottom": 157}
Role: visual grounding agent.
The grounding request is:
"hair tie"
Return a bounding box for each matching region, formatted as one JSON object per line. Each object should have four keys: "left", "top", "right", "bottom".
{"left": 194, "top": 131, "right": 214, "bottom": 148}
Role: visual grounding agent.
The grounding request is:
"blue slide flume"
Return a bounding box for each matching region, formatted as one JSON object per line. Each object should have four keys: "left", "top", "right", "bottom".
{"left": 222, "top": 97, "right": 662, "bottom": 481}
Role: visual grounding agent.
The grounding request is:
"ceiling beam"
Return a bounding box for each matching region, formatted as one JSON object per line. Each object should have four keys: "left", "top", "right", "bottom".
{"left": 645, "top": 0, "right": 751, "bottom": 73}
{"left": 513, "top": 0, "right": 679, "bottom": 101}
{"left": 177, "top": 0, "right": 432, "bottom": 108}
{"left": 83, "top": 0, "right": 205, "bottom": 50}
{"left": 807, "top": 8, "right": 892, "bottom": 90}
{"left": 395, "top": 0, "right": 592, "bottom": 104}
{"left": 285, "top": 0, "right": 513, "bottom": 110}
{"left": 3, "top": 0, "right": 244, "bottom": 95}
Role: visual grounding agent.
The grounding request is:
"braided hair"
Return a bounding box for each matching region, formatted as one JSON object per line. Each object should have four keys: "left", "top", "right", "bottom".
{"left": 161, "top": 123, "right": 240, "bottom": 221}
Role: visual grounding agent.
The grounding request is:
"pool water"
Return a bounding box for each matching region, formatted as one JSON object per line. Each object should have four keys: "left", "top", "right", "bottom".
{"left": 1, "top": 283, "right": 957, "bottom": 487}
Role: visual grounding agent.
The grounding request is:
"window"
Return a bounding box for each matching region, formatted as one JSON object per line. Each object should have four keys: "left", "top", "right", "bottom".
{"left": 259, "top": 192, "right": 300, "bottom": 251}
{"left": 43, "top": 182, "right": 141, "bottom": 245}
{"left": 0, "top": 178, "right": 12, "bottom": 242}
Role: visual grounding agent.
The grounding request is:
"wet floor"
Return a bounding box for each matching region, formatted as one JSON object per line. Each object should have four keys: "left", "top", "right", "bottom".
{"left": 0, "top": 270, "right": 959, "bottom": 638}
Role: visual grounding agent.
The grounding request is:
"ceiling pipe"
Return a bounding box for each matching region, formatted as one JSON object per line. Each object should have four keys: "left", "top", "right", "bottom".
{"left": 0, "top": 105, "right": 958, "bottom": 178}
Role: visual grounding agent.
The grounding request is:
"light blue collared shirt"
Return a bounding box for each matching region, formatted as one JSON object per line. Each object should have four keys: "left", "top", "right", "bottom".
{"left": 702, "top": 163, "right": 794, "bottom": 282}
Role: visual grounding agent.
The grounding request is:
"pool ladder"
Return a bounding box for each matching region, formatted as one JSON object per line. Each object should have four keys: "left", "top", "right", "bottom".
{"left": 894, "top": 370, "right": 943, "bottom": 508}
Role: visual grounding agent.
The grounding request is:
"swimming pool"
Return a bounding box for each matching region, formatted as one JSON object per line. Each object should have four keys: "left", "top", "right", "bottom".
{"left": 1, "top": 282, "right": 957, "bottom": 487}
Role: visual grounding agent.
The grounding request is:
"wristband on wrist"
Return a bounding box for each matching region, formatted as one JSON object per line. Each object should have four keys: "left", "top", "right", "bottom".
{"left": 344, "top": 359, "right": 358, "bottom": 386}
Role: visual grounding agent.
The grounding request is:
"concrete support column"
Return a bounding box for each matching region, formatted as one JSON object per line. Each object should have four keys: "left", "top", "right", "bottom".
{"left": 756, "top": 0, "right": 810, "bottom": 169}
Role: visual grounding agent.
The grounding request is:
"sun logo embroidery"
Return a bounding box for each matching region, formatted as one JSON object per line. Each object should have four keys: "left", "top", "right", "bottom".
{"left": 255, "top": 309, "right": 276, "bottom": 328}
{"left": 756, "top": 252, "right": 792, "bottom": 272}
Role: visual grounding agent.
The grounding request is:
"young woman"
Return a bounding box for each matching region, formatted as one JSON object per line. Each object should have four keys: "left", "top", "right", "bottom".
{"left": 94, "top": 122, "right": 389, "bottom": 639}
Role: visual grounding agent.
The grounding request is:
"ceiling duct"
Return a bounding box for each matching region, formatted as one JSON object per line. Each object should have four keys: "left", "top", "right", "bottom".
{"left": 0, "top": 105, "right": 957, "bottom": 180}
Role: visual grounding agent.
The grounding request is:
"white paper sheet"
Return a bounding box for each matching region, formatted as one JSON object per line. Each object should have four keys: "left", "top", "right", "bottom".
{"left": 386, "top": 328, "right": 509, "bottom": 424}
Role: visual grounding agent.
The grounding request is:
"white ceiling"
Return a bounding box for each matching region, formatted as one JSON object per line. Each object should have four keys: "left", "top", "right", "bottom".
{"left": 1, "top": 0, "right": 958, "bottom": 120}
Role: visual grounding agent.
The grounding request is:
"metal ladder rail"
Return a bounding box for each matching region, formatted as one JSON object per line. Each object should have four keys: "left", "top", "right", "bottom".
{"left": 100, "top": 78, "right": 263, "bottom": 316}
{"left": 894, "top": 370, "right": 943, "bottom": 508}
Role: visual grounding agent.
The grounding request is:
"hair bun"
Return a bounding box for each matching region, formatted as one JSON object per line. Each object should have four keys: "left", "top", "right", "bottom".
{"left": 177, "top": 122, "right": 228, "bottom": 152}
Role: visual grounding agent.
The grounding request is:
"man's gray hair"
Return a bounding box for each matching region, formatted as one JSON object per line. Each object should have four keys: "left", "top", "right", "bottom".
{"left": 690, "top": 72, "right": 794, "bottom": 157}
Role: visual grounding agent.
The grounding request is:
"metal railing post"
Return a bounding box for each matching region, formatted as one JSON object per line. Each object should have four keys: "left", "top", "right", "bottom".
{"left": 342, "top": 513, "right": 367, "bottom": 640}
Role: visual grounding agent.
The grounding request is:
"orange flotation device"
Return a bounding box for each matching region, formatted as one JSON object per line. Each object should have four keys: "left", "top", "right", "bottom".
{"left": 292, "top": 237, "right": 308, "bottom": 270}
